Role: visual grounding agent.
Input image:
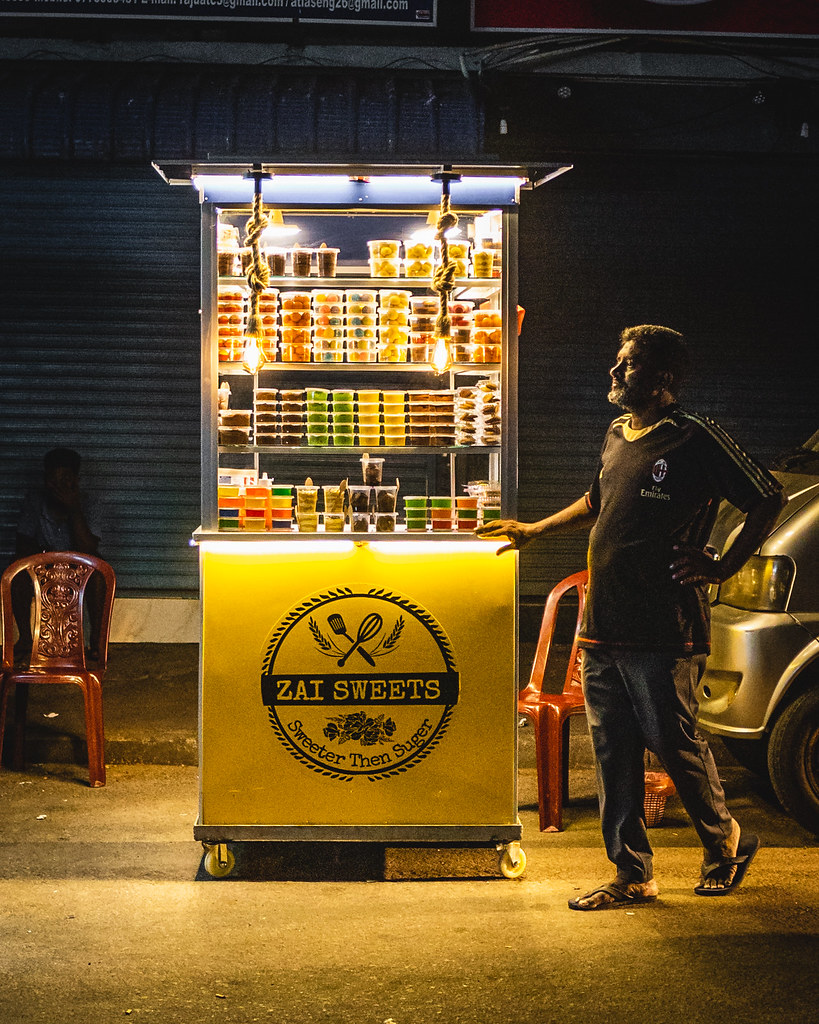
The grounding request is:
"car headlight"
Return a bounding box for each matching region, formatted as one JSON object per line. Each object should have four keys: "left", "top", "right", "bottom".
{"left": 717, "top": 554, "right": 795, "bottom": 612}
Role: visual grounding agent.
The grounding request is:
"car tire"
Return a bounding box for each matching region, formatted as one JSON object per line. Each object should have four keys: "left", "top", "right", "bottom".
{"left": 768, "top": 687, "right": 819, "bottom": 836}
{"left": 721, "top": 735, "right": 770, "bottom": 779}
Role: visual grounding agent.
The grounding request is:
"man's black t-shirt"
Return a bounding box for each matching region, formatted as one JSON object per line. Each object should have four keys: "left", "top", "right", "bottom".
{"left": 577, "top": 407, "right": 782, "bottom": 654}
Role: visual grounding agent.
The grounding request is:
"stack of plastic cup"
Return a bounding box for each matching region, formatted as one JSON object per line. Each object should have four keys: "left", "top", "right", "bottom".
{"left": 295, "top": 485, "right": 320, "bottom": 532}
{"left": 258, "top": 289, "right": 279, "bottom": 362}
{"left": 312, "top": 290, "right": 344, "bottom": 362}
{"left": 403, "top": 496, "right": 428, "bottom": 532}
{"left": 348, "top": 485, "right": 371, "bottom": 533}
{"left": 373, "top": 485, "right": 398, "bottom": 532}
{"left": 345, "top": 290, "right": 378, "bottom": 363}
{"left": 429, "top": 391, "right": 456, "bottom": 447}
{"left": 244, "top": 481, "right": 273, "bottom": 532}
{"left": 305, "top": 388, "right": 329, "bottom": 447}
{"left": 404, "top": 240, "right": 433, "bottom": 280}
{"left": 429, "top": 496, "right": 454, "bottom": 531}
{"left": 279, "top": 390, "right": 305, "bottom": 446}
{"left": 323, "top": 484, "right": 346, "bottom": 533}
{"left": 368, "top": 240, "right": 401, "bottom": 278}
{"left": 356, "top": 389, "right": 381, "bottom": 447}
{"left": 254, "top": 388, "right": 279, "bottom": 447}
{"left": 481, "top": 505, "right": 501, "bottom": 526}
{"left": 456, "top": 495, "right": 479, "bottom": 531}
{"left": 217, "top": 484, "right": 244, "bottom": 530}
{"left": 331, "top": 390, "right": 355, "bottom": 447}
{"left": 472, "top": 248, "right": 495, "bottom": 278}
{"left": 472, "top": 308, "right": 502, "bottom": 364}
{"left": 280, "top": 291, "right": 312, "bottom": 362}
{"left": 378, "top": 296, "right": 411, "bottom": 363}
{"left": 269, "top": 485, "right": 294, "bottom": 530}
{"left": 381, "top": 391, "right": 406, "bottom": 447}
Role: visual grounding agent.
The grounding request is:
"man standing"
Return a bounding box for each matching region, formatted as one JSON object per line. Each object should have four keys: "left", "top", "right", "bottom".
{"left": 477, "top": 325, "right": 785, "bottom": 909}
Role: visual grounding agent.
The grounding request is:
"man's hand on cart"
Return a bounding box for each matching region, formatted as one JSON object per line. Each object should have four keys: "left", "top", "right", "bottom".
{"left": 475, "top": 519, "right": 536, "bottom": 554}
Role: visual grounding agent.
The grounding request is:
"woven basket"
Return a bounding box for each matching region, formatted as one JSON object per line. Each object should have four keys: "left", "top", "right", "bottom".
{"left": 644, "top": 770, "right": 676, "bottom": 828}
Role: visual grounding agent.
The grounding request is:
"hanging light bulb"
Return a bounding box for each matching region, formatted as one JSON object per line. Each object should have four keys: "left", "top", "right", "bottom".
{"left": 431, "top": 333, "right": 452, "bottom": 374}
{"left": 241, "top": 164, "right": 272, "bottom": 375}
{"left": 241, "top": 333, "right": 265, "bottom": 375}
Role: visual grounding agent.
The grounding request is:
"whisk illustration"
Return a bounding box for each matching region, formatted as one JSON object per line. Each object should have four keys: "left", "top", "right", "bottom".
{"left": 327, "top": 612, "right": 383, "bottom": 667}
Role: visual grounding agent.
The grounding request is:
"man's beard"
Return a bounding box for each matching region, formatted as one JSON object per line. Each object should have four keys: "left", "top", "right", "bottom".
{"left": 608, "top": 382, "right": 631, "bottom": 409}
{"left": 608, "top": 380, "right": 654, "bottom": 411}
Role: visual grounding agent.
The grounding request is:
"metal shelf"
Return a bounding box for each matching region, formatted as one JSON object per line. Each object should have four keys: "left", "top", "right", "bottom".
{"left": 218, "top": 445, "right": 500, "bottom": 455}
{"left": 218, "top": 275, "right": 501, "bottom": 289}
{"left": 217, "top": 363, "right": 500, "bottom": 374}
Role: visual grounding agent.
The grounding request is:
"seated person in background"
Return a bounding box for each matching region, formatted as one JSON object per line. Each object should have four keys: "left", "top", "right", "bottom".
{"left": 13, "top": 447, "right": 105, "bottom": 661}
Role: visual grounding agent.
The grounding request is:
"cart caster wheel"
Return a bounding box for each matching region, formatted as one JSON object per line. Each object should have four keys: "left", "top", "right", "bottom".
{"left": 499, "top": 842, "right": 527, "bottom": 879}
{"left": 203, "top": 843, "right": 235, "bottom": 878}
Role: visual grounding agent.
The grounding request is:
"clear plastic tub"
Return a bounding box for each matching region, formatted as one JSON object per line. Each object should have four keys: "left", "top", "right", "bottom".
{"left": 471, "top": 249, "right": 494, "bottom": 277}
{"left": 345, "top": 326, "right": 377, "bottom": 343}
{"left": 378, "top": 306, "right": 410, "bottom": 327}
{"left": 356, "top": 389, "right": 380, "bottom": 404}
{"left": 280, "top": 341, "right": 311, "bottom": 363}
{"left": 407, "top": 346, "right": 431, "bottom": 364}
{"left": 403, "top": 241, "right": 433, "bottom": 260}
{"left": 381, "top": 390, "right": 405, "bottom": 408}
{"left": 369, "top": 258, "right": 401, "bottom": 278}
{"left": 356, "top": 406, "right": 380, "bottom": 426}
{"left": 280, "top": 290, "right": 312, "bottom": 310}
{"left": 404, "top": 259, "right": 433, "bottom": 279}
{"left": 346, "top": 346, "right": 378, "bottom": 363}
{"left": 409, "top": 296, "right": 439, "bottom": 314}
{"left": 367, "top": 239, "right": 400, "bottom": 259}
{"left": 378, "top": 343, "right": 408, "bottom": 363}
{"left": 265, "top": 249, "right": 287, "bottom": 276}
{"left": 345, "top": 289, "right": 377, "bottom": 304}
{"left": 316, "top": 247, "right": 339, "bottom": 277}
{"left": 290, "top": 249, "right": 314, "bottom": 278}
{"left": 379, "top": 289, "right": 412, "bottom": 309}
{"left": 281, "top": 309, "right": 312, "bottom": 328}
{"left": 473, "top": 309, "right": 502, "bottom": 329}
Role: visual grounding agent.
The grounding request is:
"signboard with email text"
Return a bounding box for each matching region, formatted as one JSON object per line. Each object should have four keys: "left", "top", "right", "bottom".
{"left": 0, "top": 0, "right": 437, "bottom": 25}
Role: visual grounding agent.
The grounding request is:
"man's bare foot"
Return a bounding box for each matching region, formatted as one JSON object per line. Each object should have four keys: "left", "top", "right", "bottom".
{"left": 699, "top": 818, "right": 741, "bottom": 891}
{"left": 569, "top": 878, "right": 659, "bottom": 911}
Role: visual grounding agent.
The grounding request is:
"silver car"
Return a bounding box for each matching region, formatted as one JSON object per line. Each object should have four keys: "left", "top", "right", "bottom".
{"left": 698, "top": 430, "right": 819, "bottom": 834}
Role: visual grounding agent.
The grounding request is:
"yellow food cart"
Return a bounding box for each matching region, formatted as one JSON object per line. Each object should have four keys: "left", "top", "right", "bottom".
{"left": 157, "top": 164, "right": 569, "bottom": 877}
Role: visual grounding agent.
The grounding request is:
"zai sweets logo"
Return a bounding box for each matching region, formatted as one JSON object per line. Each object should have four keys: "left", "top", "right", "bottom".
{"left": 261, "top": 588, "right": 459, "bottom": 781}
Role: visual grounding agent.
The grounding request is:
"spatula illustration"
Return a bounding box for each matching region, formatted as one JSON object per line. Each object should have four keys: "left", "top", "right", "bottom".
{"left": 331, "top": 612, "right": 382, "bottom": 667}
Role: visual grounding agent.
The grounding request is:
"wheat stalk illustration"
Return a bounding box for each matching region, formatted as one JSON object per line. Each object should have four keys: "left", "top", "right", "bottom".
{"left": 370, "top": 615, "right": 404, "bottom": 657}
{"left": 309, "top": 616, "right": 345, "bottom": 658}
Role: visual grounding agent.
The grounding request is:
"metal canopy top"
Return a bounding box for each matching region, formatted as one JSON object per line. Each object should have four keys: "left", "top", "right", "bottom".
{"left": 154, "top": 162, "right": 573, "bottom": 207}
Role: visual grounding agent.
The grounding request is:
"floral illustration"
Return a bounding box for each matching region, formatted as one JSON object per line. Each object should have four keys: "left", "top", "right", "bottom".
{"left": 323, "top": 711, "right": 397, "bottom": 747}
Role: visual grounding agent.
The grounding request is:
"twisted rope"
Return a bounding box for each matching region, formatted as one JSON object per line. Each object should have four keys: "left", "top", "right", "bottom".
{"left": 244, "top": 190, "right": 270, "bottom": 338}
{"left": 431, "top": 193, "right": 459, "bottom": 338}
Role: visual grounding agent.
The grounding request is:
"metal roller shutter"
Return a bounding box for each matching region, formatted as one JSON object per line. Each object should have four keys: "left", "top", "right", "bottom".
{"left": 0, "top": 163, "right": 202, "bottom": 591}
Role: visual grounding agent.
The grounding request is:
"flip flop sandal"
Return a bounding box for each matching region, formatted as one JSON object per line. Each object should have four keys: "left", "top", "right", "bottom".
{"left": 568, "top": 882, "right": 658, "bottom": 911}
{"left": 694, "top": 833, "right": 761, "bottom": 897}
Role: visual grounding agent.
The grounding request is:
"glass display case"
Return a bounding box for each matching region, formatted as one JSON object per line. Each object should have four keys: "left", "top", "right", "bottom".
{"left": 196, "top": 172, "right": 520, "bottom": 539}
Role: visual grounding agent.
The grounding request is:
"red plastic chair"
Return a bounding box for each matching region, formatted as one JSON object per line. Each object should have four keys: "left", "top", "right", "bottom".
{"left": 518, "top": 570, "right": 588, "bottom": 832}
{"left": 0, "top": 551, "right": 116, "bottom": 788}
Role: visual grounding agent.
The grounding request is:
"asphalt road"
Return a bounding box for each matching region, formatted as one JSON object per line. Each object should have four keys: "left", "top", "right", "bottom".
{"left": 2, "top": 723, "right": 818, "bottom": 1024}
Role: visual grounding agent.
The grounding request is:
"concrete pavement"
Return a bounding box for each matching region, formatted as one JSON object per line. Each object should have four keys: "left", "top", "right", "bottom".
{"left": 2, "top": 643, "right": 819, "bottom": 1023}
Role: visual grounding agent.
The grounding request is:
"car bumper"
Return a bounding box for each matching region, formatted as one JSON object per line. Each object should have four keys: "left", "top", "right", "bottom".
{"left": 697, "top": 604, "right": 818, "bottom": 738}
